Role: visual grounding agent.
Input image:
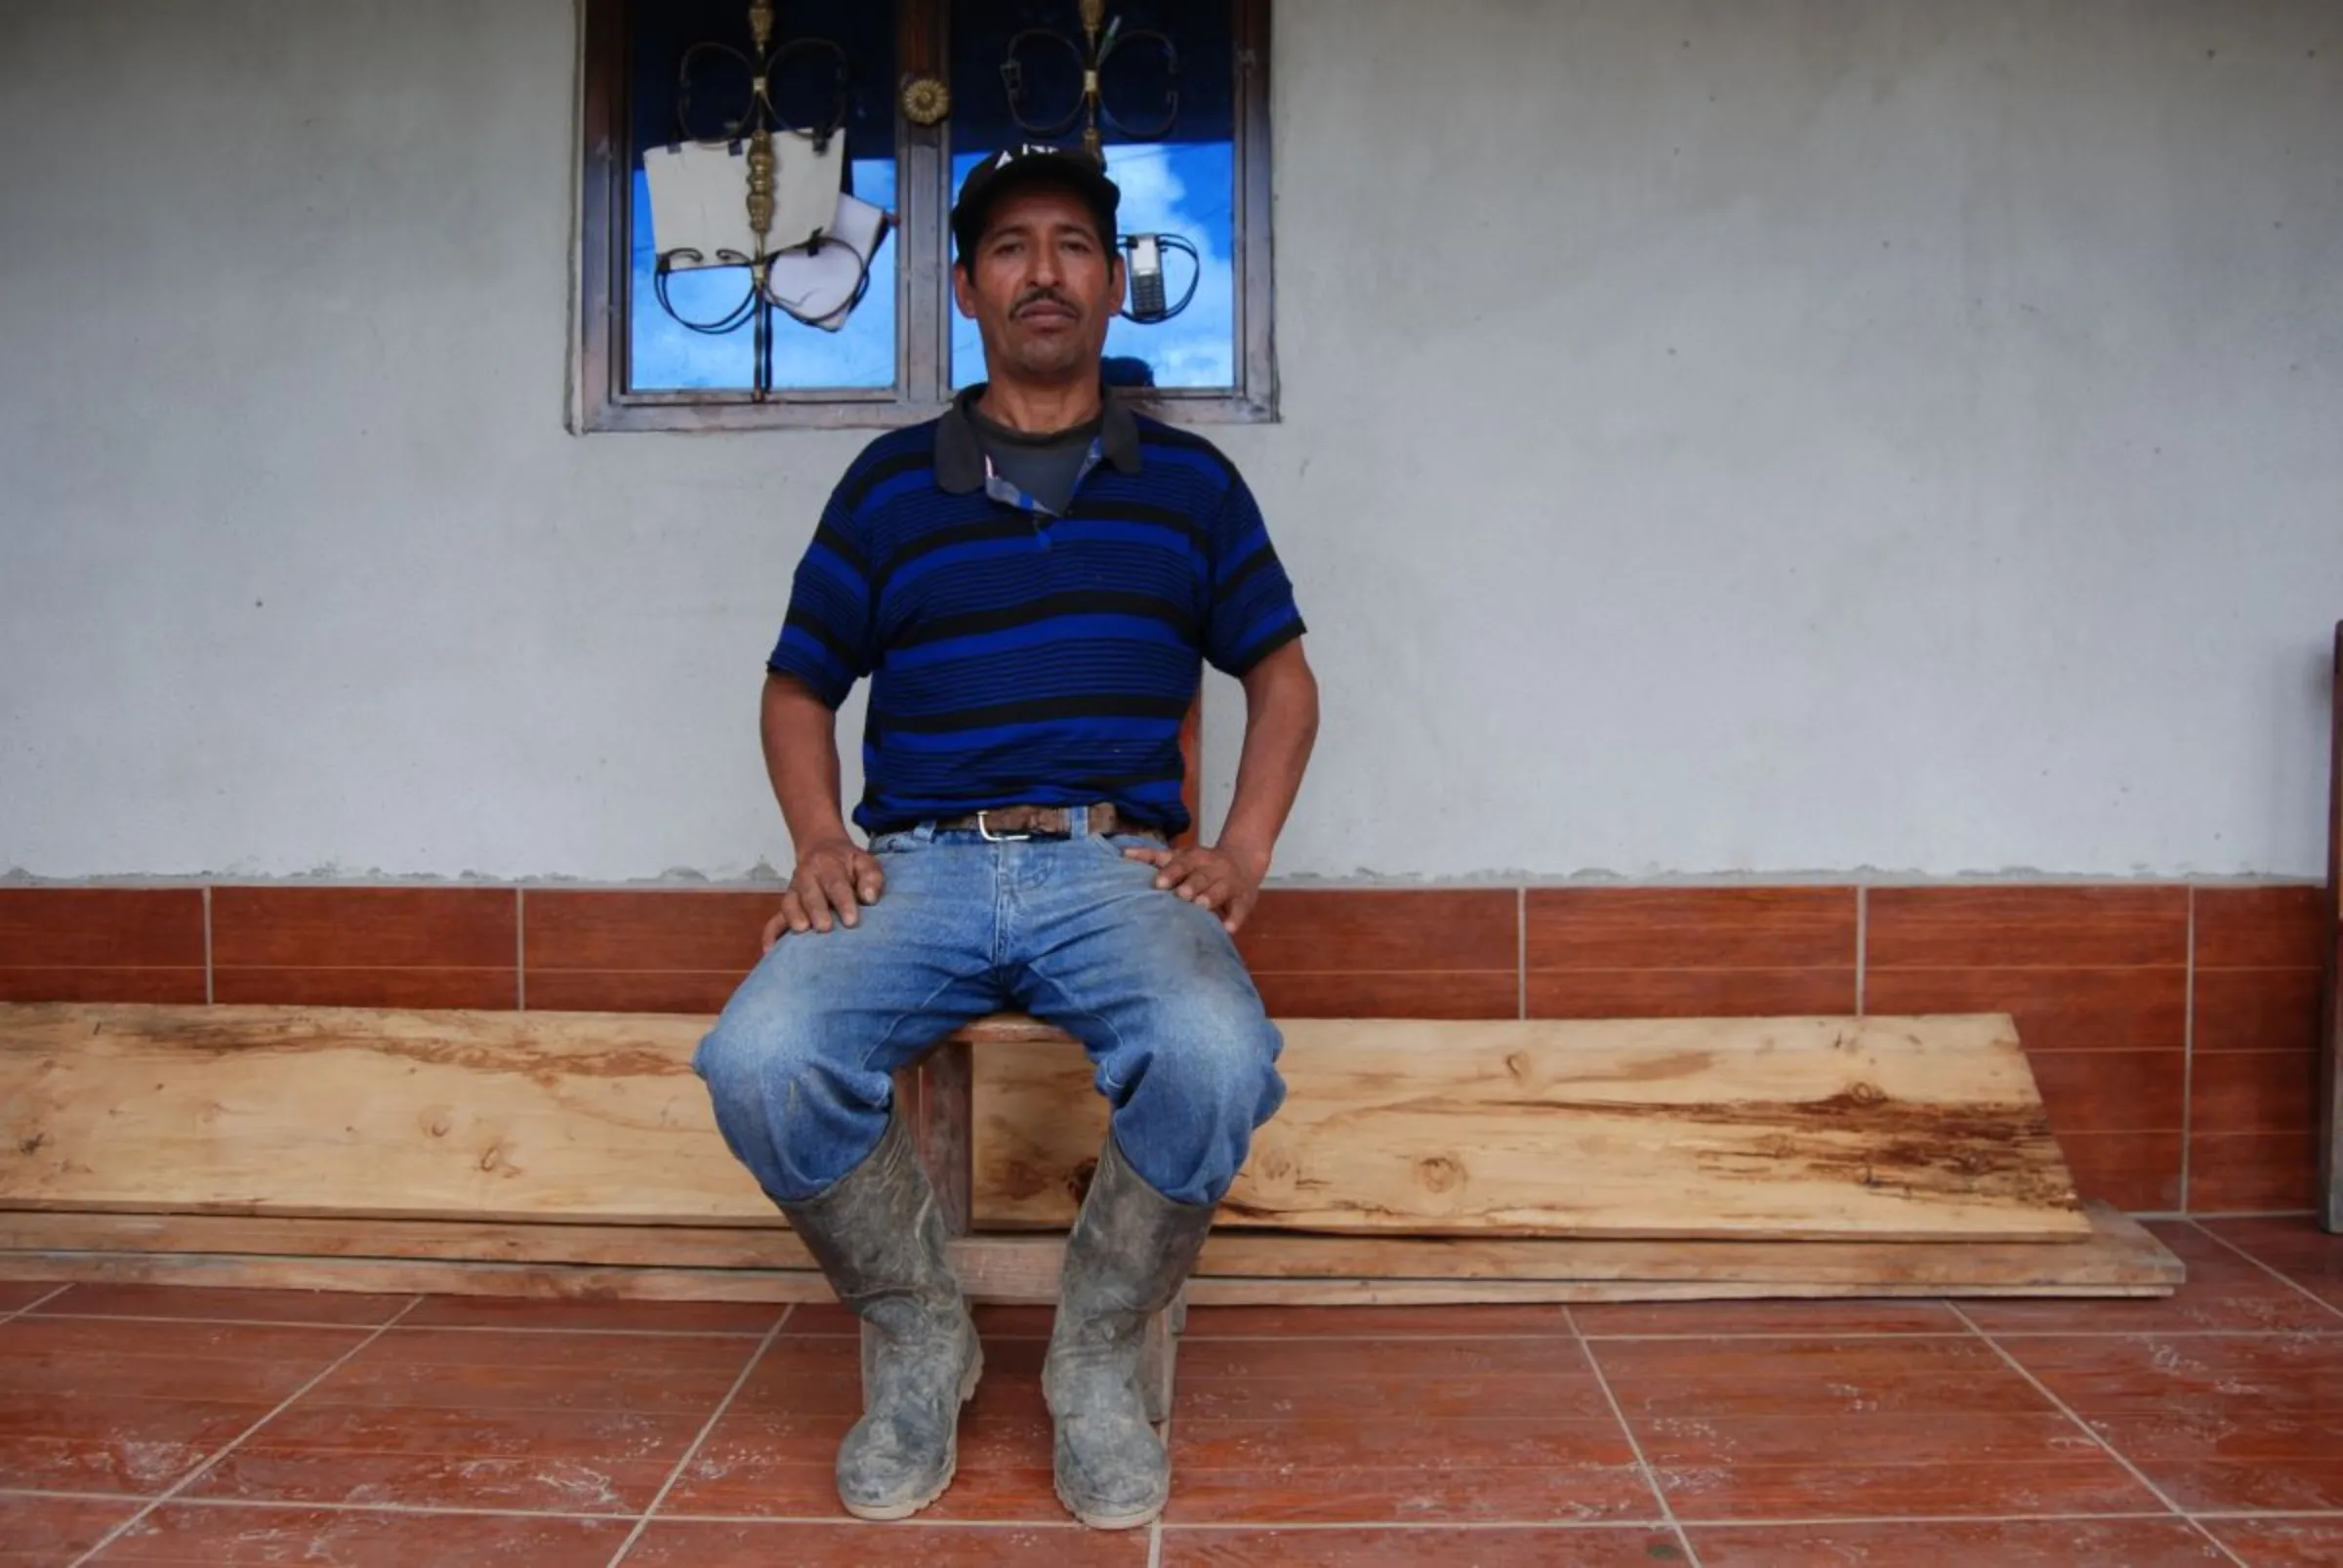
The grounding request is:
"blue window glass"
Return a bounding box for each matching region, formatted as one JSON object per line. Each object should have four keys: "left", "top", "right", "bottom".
{"left": 623, "top": 0, "right": 898, "bottom": 393}
{"left": 948, "top": 2, "right": 1239, "bottom": 392}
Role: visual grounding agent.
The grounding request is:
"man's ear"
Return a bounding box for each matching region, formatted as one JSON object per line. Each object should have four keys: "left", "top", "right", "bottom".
{"left": 950, "top": 259, "right": 977, "bottom": 321}
{"left": 1106, "top": 249, "right": 1127, "bottom": 314}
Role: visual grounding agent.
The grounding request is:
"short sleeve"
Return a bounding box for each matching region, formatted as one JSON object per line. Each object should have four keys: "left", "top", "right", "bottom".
{"left": 1202, "top": 468, "right": 1306, "bottom": 677}
{"left": 764, "top": 486, "right": 876, "bottom": 708}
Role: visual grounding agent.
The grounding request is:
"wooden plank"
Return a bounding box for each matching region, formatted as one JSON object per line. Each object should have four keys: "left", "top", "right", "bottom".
{"left": 0, "top": 1255, "right": 2171, "bottom": 1305}
{"left": 2323, "top": 618, "right": 2342, "bottom": 1233}
{"left": 0, "top": 1251, "right": 836, "bottom": 1303}
{"left": 0, "top": 1208, "right": 2174, "bottom": 1305}
{"left": 4, "top": 1004, "right": 2088, "bottom": 1242}
{"left": 918, "top": 1038, "right": 974, "bottom": 1237}
{"left": 0, "top": 1203, "right": 2168, "bottom": 1294}
{"left": 974, "top": 1014, "right": 2088, "bottom": 1241}
{"left": 1199, "top": 1202, "right": 2165, "bottom": 1288}
{"left": 0, "top": 1004, "right": 773, "bottom": 1223}
{"left": 0, "top": 1213, "right": 806, "bottom": 1270}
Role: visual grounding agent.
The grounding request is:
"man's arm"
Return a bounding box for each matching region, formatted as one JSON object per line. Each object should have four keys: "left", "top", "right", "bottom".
{"left": 1128, "top": 640, "right": 1319, "bottom": 933}
{"left": 761, "top": 673, "right": 884, "bottom": 944}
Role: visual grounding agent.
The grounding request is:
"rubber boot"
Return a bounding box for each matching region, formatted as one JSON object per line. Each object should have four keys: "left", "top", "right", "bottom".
{"left": 778, "top": 1106, "right": 981, "bottom": 1521}
{"left": 1042, "top": 1134, "right": 1214, "bottom": 1530}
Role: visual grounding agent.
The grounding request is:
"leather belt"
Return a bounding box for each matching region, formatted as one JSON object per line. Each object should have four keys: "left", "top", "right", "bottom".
{"left": 928, "top": 803, "right": 1162, "bottom": 841}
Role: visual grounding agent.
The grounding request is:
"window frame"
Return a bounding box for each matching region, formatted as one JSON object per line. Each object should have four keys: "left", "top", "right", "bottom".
{"left": 573, "top": 0, "right": 1275, "bottom": 433}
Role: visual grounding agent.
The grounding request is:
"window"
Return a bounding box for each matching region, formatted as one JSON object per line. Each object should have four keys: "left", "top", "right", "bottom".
{"left": 576, "top": 0, "right": 1274, "bottom": 433}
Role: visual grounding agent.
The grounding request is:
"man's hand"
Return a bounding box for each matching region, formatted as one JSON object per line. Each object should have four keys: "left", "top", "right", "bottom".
{"left": 762, "top": 837, "right": 885, "bottom": 950}
{"left": 1124, "top": 841, "right": 1271, "bottom": 934}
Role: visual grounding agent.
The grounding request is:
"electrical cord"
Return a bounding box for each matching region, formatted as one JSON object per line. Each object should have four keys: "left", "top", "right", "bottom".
{"left": 1118, "top": 232, "right": 1202, "bottom": 323}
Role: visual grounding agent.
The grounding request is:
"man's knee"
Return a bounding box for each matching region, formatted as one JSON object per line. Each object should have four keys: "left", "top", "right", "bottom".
{"left": 694, "top": 998, "right": 830, "bottom": 1112}
{"left": 692, "top": 976, "right": 885, "bottom": 1202}
{"left": 1104, "top": 990, "right": 1285, "bottom": 1206}
{"left": 1138, "top": 998, "right": 1283, "bottom": 1116}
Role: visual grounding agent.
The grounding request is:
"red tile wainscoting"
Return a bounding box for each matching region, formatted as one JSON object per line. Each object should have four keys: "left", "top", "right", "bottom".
{"left": 0, "top": 881, "right": 2330, "bottom": 1216}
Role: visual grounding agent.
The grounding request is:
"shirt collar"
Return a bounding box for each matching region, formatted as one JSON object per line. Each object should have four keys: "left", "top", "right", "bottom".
{"left": 934, "top": 381, "right": 1141, "bottom": 495}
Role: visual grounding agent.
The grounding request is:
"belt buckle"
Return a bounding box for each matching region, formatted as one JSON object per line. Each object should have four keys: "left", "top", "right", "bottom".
{"left": 975, "top": 809, "right": 1032, "bottom": 843}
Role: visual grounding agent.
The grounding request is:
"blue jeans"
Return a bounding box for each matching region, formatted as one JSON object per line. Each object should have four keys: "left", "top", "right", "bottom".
{"left": 692, "top": 807, "right": 1287, "bottom": 1208}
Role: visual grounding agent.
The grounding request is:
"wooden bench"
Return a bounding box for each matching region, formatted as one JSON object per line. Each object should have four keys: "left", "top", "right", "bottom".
{"left": 1, "top": 1003, "right": 2187, "bottom": 1319}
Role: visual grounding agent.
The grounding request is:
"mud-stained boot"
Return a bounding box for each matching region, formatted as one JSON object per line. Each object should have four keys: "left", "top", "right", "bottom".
{"left": 778, "top": 1107, "right": 981, "bottom": 1521}
{"left": 1042, "top": 1135, "right": 1214, "bottom": 1530}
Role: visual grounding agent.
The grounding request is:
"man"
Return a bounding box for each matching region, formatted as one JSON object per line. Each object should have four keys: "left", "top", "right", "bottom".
{"left": 693, "top": 144, "right": 1319, "bottom": 1531}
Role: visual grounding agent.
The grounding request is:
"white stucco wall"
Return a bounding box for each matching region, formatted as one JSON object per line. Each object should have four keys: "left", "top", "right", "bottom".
{"left": 1, "top": 1, "right": 2337, "bottom": 883}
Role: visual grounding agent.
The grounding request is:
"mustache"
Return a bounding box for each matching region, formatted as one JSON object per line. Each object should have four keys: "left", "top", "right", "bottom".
{"left": 1012, "top": 287, "right": 1078, "bottom": 316}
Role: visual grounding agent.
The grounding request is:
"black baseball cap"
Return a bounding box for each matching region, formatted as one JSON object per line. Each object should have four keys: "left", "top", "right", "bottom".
{"left": 951, "top": 143, "right": 1121, "bottom": 262}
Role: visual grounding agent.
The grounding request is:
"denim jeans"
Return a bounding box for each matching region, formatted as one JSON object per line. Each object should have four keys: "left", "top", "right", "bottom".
{"left": 692, "top": 806, "right": 1287, "bottom": 1208}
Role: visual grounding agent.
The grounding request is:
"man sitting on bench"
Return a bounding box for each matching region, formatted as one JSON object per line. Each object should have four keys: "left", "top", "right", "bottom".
{"left": 692, "top": 144, "right": 1320, "bottom": 1531}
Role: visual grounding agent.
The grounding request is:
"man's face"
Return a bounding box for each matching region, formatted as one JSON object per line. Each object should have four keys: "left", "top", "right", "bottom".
{"left": 953, "top": 183, "right": 1124, "bottom": 386}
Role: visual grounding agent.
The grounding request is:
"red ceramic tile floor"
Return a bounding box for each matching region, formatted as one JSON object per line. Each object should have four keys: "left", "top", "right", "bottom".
{"left": 0, "top": 1224, "right": 2338, "bottom": 1565}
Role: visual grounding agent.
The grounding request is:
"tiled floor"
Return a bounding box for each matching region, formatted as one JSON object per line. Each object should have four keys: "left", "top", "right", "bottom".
{"left": 3, "top": 1217, "right": 2340, "bottom": 1566}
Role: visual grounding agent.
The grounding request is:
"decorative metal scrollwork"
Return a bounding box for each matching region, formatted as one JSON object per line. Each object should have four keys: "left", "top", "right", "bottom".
{"left": 677, "top": 0, "right": 850, "bottom": 147}
{"left": 645, "top": 1, "right": 863, "bottom": 397}
{"left": 1002, "top": 0, "right": 1178, "bottom": 165}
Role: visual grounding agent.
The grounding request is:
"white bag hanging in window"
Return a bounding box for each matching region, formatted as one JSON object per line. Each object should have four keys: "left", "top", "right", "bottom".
{"left": 766, "top": 129, "right": 845, "bottom": 256}
{"left": 765, "top": 192, "right": 889, "bottom": 332}
{"left": 643, "top": 142, "right": 759, "bottom": 269}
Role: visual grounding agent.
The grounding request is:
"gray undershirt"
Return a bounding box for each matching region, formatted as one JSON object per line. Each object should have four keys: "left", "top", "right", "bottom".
{"left": 970, "top": 408, "right": 1099, "bottom": 516}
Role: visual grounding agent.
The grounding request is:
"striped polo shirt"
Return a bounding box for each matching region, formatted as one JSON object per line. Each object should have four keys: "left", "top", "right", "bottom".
{"left": 766, "top": 385, "right": 1306, "bottom": 838}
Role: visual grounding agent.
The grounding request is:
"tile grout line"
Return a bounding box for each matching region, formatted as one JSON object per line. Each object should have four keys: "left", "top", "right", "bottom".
{"left": 2180, "top": 887, "right": 2196, "bottom": 1213}
{"left": 1854, "top": 885, "right": 1867, "bottom": 1013}
{"left": 1516, "top": 885, "right": 1527, "bottom": 1020}
{"left": 2190, "top": 1521, "right": 2256, "bottom": 1566}
{"left": 1946, "top": 1302, "right": 2249, "bottom": 1567}
{"left": 604, "top": 1303, "right": 795, "bottom": 1567}
{"left": 201, "top": 886, "right": 214, "bottom": 1006}
{"left": 65, "top": 1492, "right": 634, "bottom": 1523}
{"left": 515, "top": 887, "right": 527, "bottom": 1011}
{"left": 2182, "top": 1217, "right": 2343, "bottom": 1325}
{"left": 1564, "top": 1306, "right": 1702, "bottom": 1567}
{"left": 1147, "top": 1412, "right": 1170, "bottom": 1568}
{"left": 610, "top": 1508, "right": 2218, "bottom": 1531}
{"left": 63, "top": 1292, "right": 431, "bottom": 1568}
{"left": 1574, "top": 1327, "right": 2339, "bottom": 1341}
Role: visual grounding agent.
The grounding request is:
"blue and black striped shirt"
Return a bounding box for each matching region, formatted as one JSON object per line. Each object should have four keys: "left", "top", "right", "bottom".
{"left": 766, "top": 387, "right": 1306, "bottom": 838}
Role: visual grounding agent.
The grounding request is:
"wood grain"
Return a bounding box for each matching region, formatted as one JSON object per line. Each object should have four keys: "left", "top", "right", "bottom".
{"left": 1526, "top": 887, "right": 1855, "bottom": 970}
{"left": 0, "top": 1003, "right": 769, "bottom": 1223}
{"left": 0, "top": 1204, "right": 2171, "bottom": 1294}
{"left": 210, "top": 887, "right": 514, "bottom": 970}
{"left": 1864, "top": 967, "right": 2185, "bottom": 1052}
{"left": 0, "top": 1205, "right": 2176, "bottom": 1306}
{"left": 1237, "top": 889, "right": 1517, "bottom": 977}
{"left": 2191, "top": 1133, "right": 2320, "bottom": 1214}
{"left": 520, "top": 889, "right": 770, "bottom": 1014}
{"left": 2195, "top": 886, "right": 2326, "bottom": 970}
{"left": 1867, "top": 887, "right": 2187, "bottom": 970}
{"left": 1528, "top": 968, "right": 1856, "bottom": 1020}
{"left": 0, "top": 889, "right": 207, "bottom": 1006}
{"left": 0, "top": 1213, "right": 803, "bottom": 1269}
{"left": 0, "top": 1005, "right": 2097, "bottom": 1266}
{"left": 0, "top": 888, "right": 206, "bottom": 968}
{"left": 972, "top": 1014, "right": 2089, "bottom": 1240}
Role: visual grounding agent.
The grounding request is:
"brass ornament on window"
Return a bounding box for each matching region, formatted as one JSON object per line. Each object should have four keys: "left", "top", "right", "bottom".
{"left": 901, "top": 74, "right": 952, "bottom": 126}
